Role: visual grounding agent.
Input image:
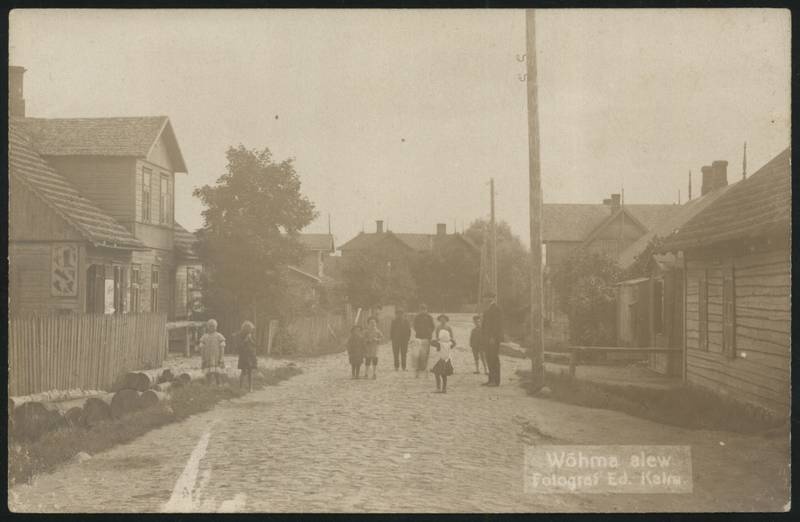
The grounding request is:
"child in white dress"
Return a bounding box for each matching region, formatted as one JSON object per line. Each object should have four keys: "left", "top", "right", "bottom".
{"left": 431, "top": 328, "right": 454, "bottom": 393}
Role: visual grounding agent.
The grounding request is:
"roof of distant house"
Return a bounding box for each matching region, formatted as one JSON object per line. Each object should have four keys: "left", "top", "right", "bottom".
{"left": 542, "top": 203, "right": 682, "bottom": 243}
{"left": 297, "top": 233, "right": 335, "bottom": 252}
{"left": 173, "top": 223, "right": 200, "bottom": 261}
{"left": 19, "top": 116, "right": 187, "bottom": 172}
{"left": 9, "top": 122, "right": 144, "bottom": 250}
{"left": 660, "top": 147, "right": 791, "bottom": 251}
{"left": 338, "top": 231, "right": 477, "bottom": 253}
{"left": 617, "top": 184, "right": 735, "bottom": 269}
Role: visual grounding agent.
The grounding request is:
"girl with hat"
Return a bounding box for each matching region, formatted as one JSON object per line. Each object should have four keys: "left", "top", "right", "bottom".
{"left": 431, "top": 325, "right": 454, "bottom": 393}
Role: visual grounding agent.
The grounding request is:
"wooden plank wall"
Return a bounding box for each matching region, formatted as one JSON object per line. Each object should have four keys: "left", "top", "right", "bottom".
{"left": 8, "top": 313, "right": 168, "bottom": 396}
{"left": 684, "top": 249, "right": 790, "bottom": 415}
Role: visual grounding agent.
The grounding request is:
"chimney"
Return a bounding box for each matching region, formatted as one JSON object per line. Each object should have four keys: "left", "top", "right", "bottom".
{"left": 436, "top": 223, "right": 446, "bottom": 236}
{"left": 9, "top": 66, "right": 26, "bottom": 118}
{"left": 376, "top": 220, "right": 384, "bottom": 234}
{"left": 700, "top": 165, "right": 714, "bottom": 196}
{"left": 711, "top": 160, "right": 728, "bottom": 191}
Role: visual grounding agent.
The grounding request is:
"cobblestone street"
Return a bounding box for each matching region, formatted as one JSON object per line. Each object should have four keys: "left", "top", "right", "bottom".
{"left": 9, "top": 316, "right": 789, "bottom": 513}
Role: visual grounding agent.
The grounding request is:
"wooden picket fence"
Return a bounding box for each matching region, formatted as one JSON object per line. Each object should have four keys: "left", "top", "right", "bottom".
{"left": 8, "top": 313, "right": 168, "bottom": 396}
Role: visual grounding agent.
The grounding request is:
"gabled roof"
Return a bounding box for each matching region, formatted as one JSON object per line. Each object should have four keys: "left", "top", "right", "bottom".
{"left": 660, "top": 148, "right": 791, "bottom": 251}
{"left": 543, "top": 203, "right": 681, "bottom": 243}
{"left": 618, "top": 183, "right": 735, "bottom": 268}
{"left": 297, "top": 233, "right": 335, "bottom": 252}
{"left": 20, "top": 116, "right": 187, "bottom": 172}
{"left": 338, "top": 231, "right": 478, "bottom": 254}
{"left": 9, "top": 122, "right": 144, "bottom": 250}
{"left": 174, "top": 222, "right": 200, "bottom": 261}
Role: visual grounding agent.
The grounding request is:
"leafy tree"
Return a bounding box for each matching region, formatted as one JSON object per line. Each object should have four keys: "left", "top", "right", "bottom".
{"left": 412, "top": 239, "right": 480, "bottom": 311}
{"left": 623, "top": 236, "right": 664, "bottom": 280}
{"left": 551, "top": 249, "right": 622, "bottom": 345}
{"left": 193, "top": 145, "right": 317, "bottom": 328}
{"left": 341, "top": 250, "right": 417, "bottom": 311}
{"left": 465, "top": 219, "right": 531, "bottom": 337}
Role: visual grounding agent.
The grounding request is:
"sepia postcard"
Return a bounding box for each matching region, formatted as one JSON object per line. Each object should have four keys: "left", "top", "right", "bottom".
{"left": 6, "top": 8, "right": 791, "bottom": 513}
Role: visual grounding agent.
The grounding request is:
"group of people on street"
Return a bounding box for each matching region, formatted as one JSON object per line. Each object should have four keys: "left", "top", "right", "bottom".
{"left": 198, "top": 318, "right": 259, "bottom": 392}
{"left": 345, "top": 292, "right": 504, "bottom": 392}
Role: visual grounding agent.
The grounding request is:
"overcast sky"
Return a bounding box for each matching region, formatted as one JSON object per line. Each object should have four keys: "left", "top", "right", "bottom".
{"left": 10, "top": 9, "right": 790, "bottom": 247}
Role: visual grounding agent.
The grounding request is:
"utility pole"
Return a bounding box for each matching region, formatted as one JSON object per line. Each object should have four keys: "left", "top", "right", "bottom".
{"left": 525, "top": 9, "right": 545, "bottom": 390}
{"left": 490, "top": 178, "right": 498, "bottom": 298}
{"left": 742, "top": 141, "right": 748, "bottom": 179}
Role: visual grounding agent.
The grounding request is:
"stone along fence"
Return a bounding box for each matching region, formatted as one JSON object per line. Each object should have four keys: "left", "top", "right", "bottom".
{"left": 8, "top": 313, "right": 168, "bottom": 396}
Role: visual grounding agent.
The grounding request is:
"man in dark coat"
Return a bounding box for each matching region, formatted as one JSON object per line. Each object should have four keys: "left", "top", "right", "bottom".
{"left": 390, "top": 308, "right": 412, "bottom": 371}
{"left": 413, "top": 303, "right": 435, "bottom": 377}
{"left": 481, "top": 292, "right": 503, "bottom": 386}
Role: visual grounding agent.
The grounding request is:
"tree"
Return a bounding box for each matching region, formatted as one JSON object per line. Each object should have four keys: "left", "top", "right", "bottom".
{"left": 551, "top": 249, "right": 621, "bottom": 346}
{"left": 623, "top": 236, "right": 664, "bottom": 280}
{"left": 412, "top": 240, "right": 480, "bottom": 311}
{"left": 465, "top": 219, "right": 531, "bottom": 338}
{"left": 341, "top": 250, "right": 417, "bottom": 311}
{"left": 193, "top": 145, "right": 317, "bottom": 329}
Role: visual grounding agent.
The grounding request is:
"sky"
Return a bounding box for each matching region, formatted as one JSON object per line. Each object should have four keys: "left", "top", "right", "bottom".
{"left": 9, "top": 9, "right": 791, "bottom": 247}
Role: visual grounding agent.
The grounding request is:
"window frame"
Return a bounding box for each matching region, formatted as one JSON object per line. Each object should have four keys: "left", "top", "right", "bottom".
{"left": 142, "top": 168, "right": 152, "bottom": 223}
{"left": 151, "top": 265, "right": 160, "bottom": 313}
{"left": 160, "top": 173, "right": 171, "bottom": 225}
{"left": 130, "top": 264, "right": 141, "bottom": 313}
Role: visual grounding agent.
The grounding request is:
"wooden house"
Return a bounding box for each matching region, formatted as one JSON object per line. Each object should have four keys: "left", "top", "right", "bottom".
{"left": 616, "top": 165, "right": 735, "bottom": 375}
{"left": 660, "top": 148, "right": 791, "bottom": 416}
{"left": 542, "top": 195, "right": 681, "bottom": 339}
{"left": 8, "top": 66, "right": 194, "bottom": 320}
{"left": 338, "top": 221, "right": 478, "bottom": 260}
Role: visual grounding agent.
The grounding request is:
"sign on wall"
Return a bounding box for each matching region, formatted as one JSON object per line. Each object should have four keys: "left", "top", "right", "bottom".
{"left": 51, "top": 244, "right": 78, "bottom": 297}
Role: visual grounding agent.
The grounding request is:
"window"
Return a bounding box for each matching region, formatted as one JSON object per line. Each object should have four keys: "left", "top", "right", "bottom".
{"left": 142, "top": 168, "right": 152, "bottom": 222}
{"left": 698, "top": 270, "right": 708, "bottom": 351}
{"left": 86, "top": 264, "right": 105, "bottom": 313}
{"left": 113, "top": 266, "right": 127, "bottom": 314}
{"left": 160, "top": 174, "right": 171, "bottom": 225}
{"left": 151, "top": 266, "right": 160, "bottom": 313}
{"left": 131, "top": 265, "right": 141, "bottom": 313}
{"left": 722, "top": 266, "right": 736, "bottom": 358}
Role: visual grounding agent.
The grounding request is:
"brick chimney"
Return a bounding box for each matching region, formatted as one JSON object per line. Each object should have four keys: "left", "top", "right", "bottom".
{"left": 376, "top": 220, "right": 384, "bottom": 233}
{"left": 9, "top": 66, "right": 26, "bottom": 118}
{"left": 436, "top": 223, "right": 446, "bottom": 236}
{"left": 711, "top": 160, "right": 728, "bottom": 191}
{"left": 700, "top": 165, "right": 713, "bottom": 196}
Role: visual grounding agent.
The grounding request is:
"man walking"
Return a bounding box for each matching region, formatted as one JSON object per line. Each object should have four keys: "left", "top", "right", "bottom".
{"left": 413, "top": 303, "right": 435, "bottom": 377}
{"left": 390, "top": 308, "right": 411, "bottom": 371}
{"left": 481, "top": 292, "right": 503, "bottom": 386}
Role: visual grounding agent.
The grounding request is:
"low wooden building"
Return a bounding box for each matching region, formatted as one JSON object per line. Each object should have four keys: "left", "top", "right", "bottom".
{"left": 660, "top": 148, "right": 791, "bottom": 416}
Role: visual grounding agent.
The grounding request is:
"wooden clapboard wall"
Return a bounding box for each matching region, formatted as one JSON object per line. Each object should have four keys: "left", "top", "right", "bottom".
{"left": 684, "top": 248, "right": 790, "bottom": 416}
{"left": 8, "top": 313, "right": 168, "bottom": 396}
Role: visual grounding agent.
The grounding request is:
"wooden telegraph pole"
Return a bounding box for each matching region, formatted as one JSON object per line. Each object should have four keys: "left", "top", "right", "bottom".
{"left": 525, "top": 9, "right": 545, "bottom": 390}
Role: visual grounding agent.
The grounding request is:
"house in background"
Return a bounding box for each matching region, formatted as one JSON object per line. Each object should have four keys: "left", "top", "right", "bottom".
{"left": 339, "top": 220, "right": 478, "bottom": 260}
{"left": 173, "top": 223, "right": 203, "bottom": 319}
{"left": 659, "top": 148, "right": 790, "bottom": 417}
{"left": 616, "top": 160, "right": 735, "bottom": 376}
{"left": 8, "top": 65, "right": 194, "bottom": 320}
{"left": 542, "top": 195, "right": 682, "bottom": 340}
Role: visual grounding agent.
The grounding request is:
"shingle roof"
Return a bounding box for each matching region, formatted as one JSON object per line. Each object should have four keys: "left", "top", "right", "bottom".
{"left": 9, "top": 123, "right": 144, "bottom": 250}
{"left": 617, "top": 184, "right": 734, "bottom": 268}
{"left": 543, "top": 203, "right": 681, "bottom": 242}
{"left": 173, "top": 222, "right": 199, "bottom": 260}
{"left": 298, "top": 233, "right": 335, "bottom": 252}
{"left": 660, "top": 148, "right": 791, "bottom": 251}
{"left": 20, "top": 116, "right": 187, "bottom": 172}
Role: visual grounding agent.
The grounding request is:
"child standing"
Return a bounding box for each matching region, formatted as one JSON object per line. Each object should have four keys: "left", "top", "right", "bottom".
{"left": 469, "top": 315, "right": 488, "bottom": 375}
{"left": 199, "top": 319, "right": 226, "bottom": 386}
{"left": 431, "top": 328, "right": 454, "bottom": 393}
{"left": 363, "top": 317, "right": 383, "bottom": 380}
{"left": 237, "top": 321, "right": 258, "bottom": 391}
{"left": 347, "top": 325, "right": 365, "bottom": 379}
